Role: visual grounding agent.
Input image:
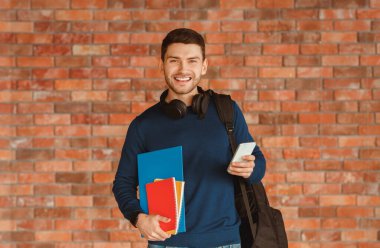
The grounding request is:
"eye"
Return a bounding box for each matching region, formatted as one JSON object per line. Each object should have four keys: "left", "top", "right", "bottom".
{"left": 168, "top": 59, "right": 178, "bottom": 63}
{"left": 189, "top": 59, "right": 198, "bottom": 64}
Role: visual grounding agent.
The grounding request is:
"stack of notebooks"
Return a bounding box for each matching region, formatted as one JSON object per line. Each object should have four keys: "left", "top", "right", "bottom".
{"left": 146, "top": 177, "right": 184, "bottom": 234}
{"left": 138, "top": 146, "right": 186, "bottom": 234}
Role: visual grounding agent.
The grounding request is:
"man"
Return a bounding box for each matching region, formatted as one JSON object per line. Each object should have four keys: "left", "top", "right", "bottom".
{"left": 113, "top": 28, "right": 266, "bottom": 248}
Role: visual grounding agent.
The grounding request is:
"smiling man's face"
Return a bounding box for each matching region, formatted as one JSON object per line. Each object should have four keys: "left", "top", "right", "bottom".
{"left": 160, "top": 43, "right": 208, "bottom": 101}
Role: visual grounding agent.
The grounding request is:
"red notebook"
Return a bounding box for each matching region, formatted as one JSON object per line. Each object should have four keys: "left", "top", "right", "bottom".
{"left": 146, "top": 177, "right": 178, "bottom": 234}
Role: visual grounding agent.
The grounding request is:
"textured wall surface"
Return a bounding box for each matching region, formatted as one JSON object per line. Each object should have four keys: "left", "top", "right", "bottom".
{"left": 1, "top": 0, "right": 379, "bottom": 247}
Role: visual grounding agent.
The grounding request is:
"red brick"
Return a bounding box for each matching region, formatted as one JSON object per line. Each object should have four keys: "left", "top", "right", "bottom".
{"left": 71, "top": 91, "right": 107, "bottom": 102}
{"left": 246, "top": 56, "right": 282, "bottom": 66}
{"left": 334, "top": 67, "right": 372, "bottom": 78}
{"left": 282, "top": 102, "right": 319, "bottom": 112}
{"left": 332, "top": 0, "right": 367, "bottom": 8}
{"left": 35, "top": 114, "right": 70, "bottom": 125}
{"left": 56, "top": 10, "right": 93, "bottom": 21}
{"left": 257, "top": 0, "right": 294, "bottom": 8}
{"left": 245, "top": 32, "right": 281, "bottom": 43}
{"left": 16, "top": 149, "right": 54, "bottom": 160}
{"left": 35, "top": 161, "right": 72, "bottom": 172}
{"left": 220, "top": 21, "right": 256, "bottom": 32}
{"left": 259, "top": 68, "right": 296, "bottom": 78}
{"left": 335, "top": 20, "right": 371, "bottom": 31}
{"left": 371, "top": 0, "right": 380, "bottom": 7}
{"left": 0, "top": 0, "right": 29, "bottom": 8}
{"left": 220, "top": 67, "right": 257, "bottom": 78}
{"left": 322, "top": 55, "right": 359, "bottom": 66}
{"left": 94, "top": 34, "right": 130, "bottom": 44}
{"left": 244, "top": 101, "right": 279, "bottom": 112}
{"left": 146, "top": 0, "right": 180, "bottom": 8}
{"left": 324, "top": 78, "right": 360, "bottom": 89}
{"left": 338, "top": 113, "right": 374, "bottom": 124}
{"left": 263, "top": 44, "right": 299, "bottom": 55}
{"left": 73, "top": 45, "right": 109, "bottom": 55}
{"left": 0, "top": 185, "right": 33, "bottom": 197}
{"left": 262, "top": 137, "right": 299, "bottom": 147}
{"left": 322, "top": 148, "right": 358, "bottom": 159}
{"left": 18, "top": 173, "right": 54, "bottom": 183}
{"left": 220, "top": 0, "right": 256, "bottom": 8}
{"left": 259, "top": 90, "right": 295, "bottom": 101}
{"left": 72, "top": 0, "right": 106, "bottom": 8}
{"left": 335, "top": 90, "right": 372, "bottom": 101}
{"left": 298, "top": 20, "right": 333, "bottom": 31}
{"left": 94, "top": 10, "right": 132, "bottom": 20}
{"left": 34, "top": 22, "right": 70, "bottom": 32}
{"left": 339, "top": 44, "right": 376, "bottom": 54}
{"left": 111, "top": 45, "right": 149, "bottom": 55}
{"left": 0, "top": 57, "right": 14, "bottom": 67}
{"left": 72, "top": 22, "right": 108, "bottom": 32}
{"left": 295, "top": 0, "right": 330, "bottom": 8}
{"left": 17, "top": 34, "right": 53, "bottom": 44}
{"left": 206, "top": 33, "right": 243, "bottom": 44}
{"left": 342, "top": 230, "right": 378, "bottom": 242}
{"left": 207, "top": 10, "right": 243, "bottom": 20}
{"left": 284, "top": 148, "right": 321, "bottom": 159}
{"left": 17, "top": 57, "right": 54, "bottom": 67}
{"left": 0, "top": 22, "right": 33, "bottom": 32}
{"left": 320, "top": 9, "right": 356, "bottom": 19}
{"left": 34, "top": 45, "right": 71, "bottom": 56}
{"left": 359, "top": 125, "right": 380, "bottom": 135}
{"left": 132, "top": 10, "right": 169, "bottom": 20}
{"left": 360, "top": 55, "right": 380, "bottom": 65}
{"left": 31, "top": 0, "right": 69, "bottom": 8}
{"left": 35, "top": 231, "right": 72, "bottom": 242}
{"left": 338, "top": 207, "right": 374, "bottom": 218}
{"left": 17, "top": 10, "right": 54, "bottom": 21}
{"left": 284, "top": 56, "right": 320, "bottom": 66}
{"left": 320, "top": 195, "right": 356, "bottom": 206}
{"left": 297, "top": 67, "right": 333, "bottom": 78}
{"left": 301, "top": 44, "right": 337, "bottom": 54}
{"left": 302, "top": 138, "right": 338, "bottom": 149}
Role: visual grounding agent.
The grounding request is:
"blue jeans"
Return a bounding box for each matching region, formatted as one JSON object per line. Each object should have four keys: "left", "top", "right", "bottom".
{"left": 147, "top": 244, "right": 241, "bottom": 248}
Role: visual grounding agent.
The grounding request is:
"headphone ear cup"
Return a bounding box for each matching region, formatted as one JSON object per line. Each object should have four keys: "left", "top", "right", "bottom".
{"left": 164, "top": 99, "right": 187, "bottom": 119}
{"left": 192, "top": 92, "right": 210, "bottom": 119}
{"left": 192, "top": 94, "right": 202, "bottom": 114}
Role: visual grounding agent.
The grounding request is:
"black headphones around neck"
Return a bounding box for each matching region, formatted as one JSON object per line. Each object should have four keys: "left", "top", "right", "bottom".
{"left": 160, "top": 86, "right": 211, "bottom": 120}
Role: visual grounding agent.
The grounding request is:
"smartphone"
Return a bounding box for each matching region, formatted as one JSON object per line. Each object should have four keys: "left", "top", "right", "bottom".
{"left": 231, "top": 142, "right": 256, "bottom": 163}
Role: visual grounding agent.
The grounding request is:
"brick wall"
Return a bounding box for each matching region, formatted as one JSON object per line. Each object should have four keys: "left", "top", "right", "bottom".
{"left": 1, "top": 0, "right": 379, "bottom": 247}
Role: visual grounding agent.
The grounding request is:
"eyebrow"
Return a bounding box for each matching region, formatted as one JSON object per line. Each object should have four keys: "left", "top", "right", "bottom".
{"left": 167, "top": 56, "right": 201, "bottom": 60}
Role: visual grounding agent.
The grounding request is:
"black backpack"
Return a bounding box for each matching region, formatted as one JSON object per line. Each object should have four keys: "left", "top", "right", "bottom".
{"left": 212, "top": 92, "right": 288, "bottom": 248}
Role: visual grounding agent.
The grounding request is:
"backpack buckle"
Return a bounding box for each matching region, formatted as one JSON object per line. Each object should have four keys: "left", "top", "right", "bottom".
{"left": 226, "top": 122, "right": 234, "bottom": 134}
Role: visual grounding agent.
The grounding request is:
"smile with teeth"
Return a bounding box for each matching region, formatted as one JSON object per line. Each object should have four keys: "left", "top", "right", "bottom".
{"left": 174, "top": 76, "right": 192, "bottom": 82}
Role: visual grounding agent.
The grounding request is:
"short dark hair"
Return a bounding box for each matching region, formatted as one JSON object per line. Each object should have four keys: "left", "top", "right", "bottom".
{"left": 161, "top": 28, "right": 205, "bottom": 61}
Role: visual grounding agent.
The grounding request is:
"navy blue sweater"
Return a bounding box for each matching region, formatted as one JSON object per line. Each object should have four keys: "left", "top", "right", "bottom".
{"left": 113, "top": 99, "right": 266, "bottom": 247}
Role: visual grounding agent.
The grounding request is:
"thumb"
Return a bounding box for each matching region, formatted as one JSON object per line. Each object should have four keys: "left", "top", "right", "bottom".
{"left": 157, "top": 215, "right": 171, "bottom": 223}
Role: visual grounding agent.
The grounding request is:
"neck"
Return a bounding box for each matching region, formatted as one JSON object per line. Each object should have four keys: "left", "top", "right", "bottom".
{"left": 166, "top": 88, "right": 199, "bottom": 106}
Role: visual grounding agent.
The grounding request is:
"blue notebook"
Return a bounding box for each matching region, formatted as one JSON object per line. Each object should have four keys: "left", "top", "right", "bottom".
{"left": 137, "top": 146, "right": 186, "bottom": 233}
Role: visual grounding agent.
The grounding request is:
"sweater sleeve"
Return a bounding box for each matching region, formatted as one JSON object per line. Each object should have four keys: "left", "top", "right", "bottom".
{"left": 232, "top": 102, "right": 266, "bottom": 184}
{"left": 112, "top": 118, "right": 145, "bottom": 221}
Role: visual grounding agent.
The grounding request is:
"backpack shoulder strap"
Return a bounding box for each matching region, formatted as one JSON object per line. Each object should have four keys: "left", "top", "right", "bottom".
{"left": 211, "top": 91, "right": 237, "bottom": 152}
{"left": 211, "top": 90, "right": 256, "bottom": 240}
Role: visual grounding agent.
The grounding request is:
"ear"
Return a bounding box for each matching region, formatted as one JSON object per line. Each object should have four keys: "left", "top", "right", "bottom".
{"left": 201, "top": 58, "right": 208, "bottom": 75}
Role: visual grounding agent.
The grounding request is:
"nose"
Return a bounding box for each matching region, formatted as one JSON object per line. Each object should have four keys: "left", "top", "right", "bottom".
{"left": 178, "top": 61, "right": 187, "bottom": 72}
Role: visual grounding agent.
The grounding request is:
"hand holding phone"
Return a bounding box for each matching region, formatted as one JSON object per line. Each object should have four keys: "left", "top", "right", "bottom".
{"left": 228, "top": 142, "right": 256, "bottom": 178}
{"left": 231, "top": 142, "right": 256, "bottom": 163}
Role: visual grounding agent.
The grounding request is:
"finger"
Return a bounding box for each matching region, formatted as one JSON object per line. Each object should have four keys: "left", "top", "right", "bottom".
{"left": 242, "top": 155, "right": 255, "bottom": 161}
{"left": 230, "top": 162, "right": 255, "bottom": 169}
{"left": 147, "top": 232, "right": 165, "bottom": 241}
{"left": 157, "top": 216, "right": 171, "bottom": 223}
{"left": 228, "top": 166, "right": 252, "bottom": 174}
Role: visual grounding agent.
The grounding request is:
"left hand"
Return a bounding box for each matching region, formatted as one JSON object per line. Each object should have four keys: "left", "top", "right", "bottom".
{"left": 227, "top": 155, "right": 255, "bottom": 179}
